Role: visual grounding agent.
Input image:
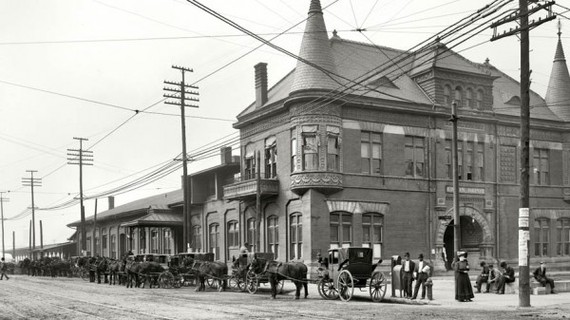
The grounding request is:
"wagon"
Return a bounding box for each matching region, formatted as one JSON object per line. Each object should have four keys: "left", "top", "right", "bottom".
{"left": 244, "top": 252, "right": 283, "bottom": 294}
{"left": 317, "top": 247, "right": 387, "bottom": 302}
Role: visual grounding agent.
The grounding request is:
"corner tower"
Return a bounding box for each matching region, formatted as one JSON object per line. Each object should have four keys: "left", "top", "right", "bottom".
{"left": 546, "top": 22, "right": 570, "bottom": 121}
{"left": 288, "top": 0, "right": 343, "bottom": 195}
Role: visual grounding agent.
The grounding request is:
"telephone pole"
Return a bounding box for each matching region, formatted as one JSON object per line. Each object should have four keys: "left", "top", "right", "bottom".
{"left": 490, "top": 0, "right": 555, "bottom": 308}
{"left": 450, "top": 101, "right": 461, "bottom": 257}
{"left": 22, "top": 170, "right": 41, "bottom": 257}
{"left": 164, "top": 65, "right": 199, "bottom": 252}
{"left": 67, "top": 137, "right": 93, "bottom": 256}
{"left": 0, "top": 192, "right": 9, "bottom": 259}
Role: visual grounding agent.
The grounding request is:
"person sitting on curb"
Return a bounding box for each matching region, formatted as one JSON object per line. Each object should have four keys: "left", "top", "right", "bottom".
{"left": 496, "top": 261, "right": 515, "bottom": 294}
{"left": 533, "top": 261, "right": 555, "bottom": 294}
{"left": 475, "top": 261, "right": 490, "bottom": 293}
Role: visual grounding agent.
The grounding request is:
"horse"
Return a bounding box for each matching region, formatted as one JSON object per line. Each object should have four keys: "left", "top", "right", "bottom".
{"left": 108, "top": 259, "right": 125, "bottom": 285}
{"left": 125, "top": 259, "right": 140, "bottom": 288}
{"left": 252, "top": 257, "right": 308, "bottom": 300}
{"left": 19, "top": 258, "right": 31, "bottom": 275}
{"left": 95, "top": 257, "right": 109, "bottom": 284}
{"left": 194, "top": 261, "right": 227, "bottom": 292}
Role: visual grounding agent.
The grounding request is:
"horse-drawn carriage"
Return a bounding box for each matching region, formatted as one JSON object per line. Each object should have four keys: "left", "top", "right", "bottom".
{"left": 159, "top": 252, "right": 214, "bottom": 289}
{"left": 317, "top": 247, "right": 387, "bottom": 302}
{"left": 236, "top": 252, "right": 283, "bottom": 294}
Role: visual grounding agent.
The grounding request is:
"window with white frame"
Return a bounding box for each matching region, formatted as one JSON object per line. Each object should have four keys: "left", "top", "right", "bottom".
{"left": 209, "top": 223, "right": 219, "bottom": 260}
{"left": 330, "top": 212, "right": 352, "bottom": 248}
{"left": 361, "top": 131, "right": 382, "bottom": 175}
{"left": 291, "top": 130, "right": 298, "bottom": 172}
{"left": 290, "top": 213, "right": 302, "bottom": 260}
{"left": 534, "top": 218, "right": 549, "bottom": 257}
{"left": 265, "top": 137, "right": 277, "bottom": 178}
{"left": 267, "top": 216, "right": 279, "bottom": 259}
{"left": 362, "top": 213, "right": 383, "bottom": 258}
{"left": 533, "top": 148, "right": 550, "bottom": 185}
{"left": 227, "top": 220, "right": 239, "bottom": 248}
{"left": 302, "top": 135, "right": 318, "bottom": 170}
{"left": 192, "top": 226, "right": 201, "bottom": 252}
{"left": 110, "top": 233, "right": 116, "bottom": 259}
{"left": 404, "top": 136, "right": 425, "bottom": 177}
{"left": 557, "top": 218, "right": 570, "bottom": 256}
{"left": 244, "top": 144, "right": 256, "bottom": 180}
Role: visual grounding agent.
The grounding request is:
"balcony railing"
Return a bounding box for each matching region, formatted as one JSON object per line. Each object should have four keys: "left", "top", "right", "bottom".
{"left": 223, "top": 173, "right": 279, "bottom": 201}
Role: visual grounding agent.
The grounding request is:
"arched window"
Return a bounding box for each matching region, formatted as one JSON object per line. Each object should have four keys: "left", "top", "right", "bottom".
{"left": 476, "top": 89, "right": 484, "bottom": 109}
{"left": 443, "top": 85, "right": 452, "bottom": 106}
{"left": 227, "top": 220, "right": 239, "bottom": 248}
{"left": 110, "top": 233, "right": 117, "bottom": 259}
{"left": 290, "top": 213, "right": 302, "bottom": 260}
{"left": 163, "top": 228, "right": 172, "bottom": 254}
{"left": 246, "top": 218, "right": 256, "bottom": 251}
{"left": 267, "top": 216, "right": 279, "bottom": 259}
{"left": 209, "top": 223, "right": 220, "bottom": 260}
{"left": 557, "top": 218, "right": 570, "bottom": 256}
{"left": 101, "top": 227, "right": 108, "bottom": 257}
{"left": 534, "top": 219, "right": 550, "bottom": 257}
{"left": 362, "top": 213, "right": 383, "bottom": 258}
{"left": 466, "top": 88, "right": 473, "bottom": 108}
{"left": 454, "top": 86, "right": 463, "bottom": 107}
{"left": 192, "top": 225, "right": 202, "bottom": 252}
{"left": 330, "top": 212, "right": 352, "bottom": 248}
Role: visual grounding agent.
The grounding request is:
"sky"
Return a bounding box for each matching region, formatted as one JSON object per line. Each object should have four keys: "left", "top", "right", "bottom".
{"left": 0, "top": 0, "right": 568, "bottom": 252}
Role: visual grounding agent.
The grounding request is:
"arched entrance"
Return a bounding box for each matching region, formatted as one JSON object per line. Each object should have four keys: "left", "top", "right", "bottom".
{"left": 436, "top": 206, "right": 494, "bottom": 271}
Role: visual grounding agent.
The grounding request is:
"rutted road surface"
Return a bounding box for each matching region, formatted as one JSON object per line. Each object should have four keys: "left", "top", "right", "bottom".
{"left": 1, "top": 275, "right": 568, "bottom": 319}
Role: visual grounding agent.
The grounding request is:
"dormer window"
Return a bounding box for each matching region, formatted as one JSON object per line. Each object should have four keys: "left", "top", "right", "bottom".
{"left": 443, "top": 85, "right": 452, "bottom": 106}
{"left": 466, "top": 88, "right": 474, "bottom": 108}
{"left": 455, "top": 86, "right": 463, "bottom": 107}
{"left": 476, "top": 89, "right": 484, "bottom": 109}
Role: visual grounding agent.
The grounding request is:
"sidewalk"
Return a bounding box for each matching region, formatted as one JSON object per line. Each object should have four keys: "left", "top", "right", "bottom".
{"left": 383, "top": 276, "right": 570, "bottom": 310}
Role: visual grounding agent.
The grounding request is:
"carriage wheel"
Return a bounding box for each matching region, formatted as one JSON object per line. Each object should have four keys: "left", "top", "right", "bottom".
{"left": 337, "top": 270, "right": 354, "bottom": 302}
{"left": 158, "top": 272, "right": 174, "bottom": 289}
{"left": 318, "top": 279, "right": 339, "bottom": 300}
{"left": 80, "top": 269, "right": 89, "bottom": 281}
{"left": 206, "top": 278, "right": 218, "bottom": 289}
{"left": 229, "top": 277, "right": 245, "bottom": 291}
{"left": 246, "top": 270, "right": 259, "bottom": 294}
{"left": 369, "top": 272, "right": 387, "bottom": 302}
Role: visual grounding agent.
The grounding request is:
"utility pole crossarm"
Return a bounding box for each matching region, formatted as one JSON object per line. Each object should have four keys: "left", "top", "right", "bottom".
{"left": 164, "top": 65, "right": 200, "bottom": 252}
{"left": 490, "top": 1, "right": 556, "bottom": 41}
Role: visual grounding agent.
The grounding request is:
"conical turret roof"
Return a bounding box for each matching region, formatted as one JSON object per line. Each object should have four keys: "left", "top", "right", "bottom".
{"left": 290, "top": 0, "right": 338, "bottom": 94}
{"left": 546, "top": 27, "right": 570, "bottom": 121}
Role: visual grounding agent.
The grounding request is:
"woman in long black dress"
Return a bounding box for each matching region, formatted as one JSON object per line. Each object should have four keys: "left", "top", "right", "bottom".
{"left": 453, "top": 251, "right": 474, "bottom": 302}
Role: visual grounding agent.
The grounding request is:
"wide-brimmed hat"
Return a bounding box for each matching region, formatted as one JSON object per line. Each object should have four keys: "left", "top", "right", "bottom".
{"left": 457, "top": 251, "right": 467, "bottom": 257}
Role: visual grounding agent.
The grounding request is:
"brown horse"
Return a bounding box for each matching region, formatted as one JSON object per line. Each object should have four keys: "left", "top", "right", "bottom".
{"left": 261, "top": 260, "right": 308, "bottom": 299}
{"left": 108, "top": 259, "right": 125, "bottom": 285}
{"left": 194, "top": 261, "right": 227, "bottom": 292}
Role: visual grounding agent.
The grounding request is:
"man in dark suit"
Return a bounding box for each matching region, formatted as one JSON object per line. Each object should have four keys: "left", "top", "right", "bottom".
{"left": 533, "top": 262, "right": 555, "bottom": 293}
{"left": 400, "top": 252, "right": 415, "bottom": 298}
{"left": 411, "top": 253, "right": 431, "bottom": 300}
{"left": 496, "top": 261, "right": 515, "bottom": 294}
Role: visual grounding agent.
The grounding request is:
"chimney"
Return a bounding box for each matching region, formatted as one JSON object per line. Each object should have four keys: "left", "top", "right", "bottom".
{"left": 108, "top": 196, "right": 115, "bottom": 210}
{"left": 220, "top": 146, "right": 232, "bottom": 164}
{"left": 255, "top": 62, "right": 268, "bottom": 108}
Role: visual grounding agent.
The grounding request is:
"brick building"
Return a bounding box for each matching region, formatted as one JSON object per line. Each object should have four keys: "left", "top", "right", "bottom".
{"left": 68, "top": 0, "right": 570, "bottom": 273}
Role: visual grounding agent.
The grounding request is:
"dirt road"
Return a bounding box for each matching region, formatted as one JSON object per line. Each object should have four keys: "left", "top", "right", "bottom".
{"left": 0, "top": 275, "right": 568, "bottom": 319}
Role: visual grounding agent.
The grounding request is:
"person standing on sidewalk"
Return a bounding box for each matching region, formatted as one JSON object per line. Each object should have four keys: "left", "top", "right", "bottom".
{"left": 411, "top": 253, "right": 431, "bottom": 300}
{"left": 452, "top": 251, "right": 473, "bottom": 302}
{"left": 400, "top": 252, "right": 415, "bottom": 298}
{"left": 0, "top": 257, "right": 9, "bottom": 280}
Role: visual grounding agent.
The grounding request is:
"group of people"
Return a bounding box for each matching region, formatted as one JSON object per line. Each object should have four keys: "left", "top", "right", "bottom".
{"left": 400, "top": 252, "right": 433, "bottom": 300}
{"left": 474, "top": 260, "right": 515, "bottom": 294}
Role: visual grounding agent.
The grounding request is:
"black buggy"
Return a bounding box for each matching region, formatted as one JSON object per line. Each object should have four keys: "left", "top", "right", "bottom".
{"left": 317, "top": 247, "right": 387, "bottom": 302}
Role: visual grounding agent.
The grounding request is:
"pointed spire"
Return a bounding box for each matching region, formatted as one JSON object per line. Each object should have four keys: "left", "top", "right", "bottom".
{"left": 546, "top": 20, "right": 570, "bottom": 121}
{"left": 290, "top": 0, "right": 338, "bottom": 94}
